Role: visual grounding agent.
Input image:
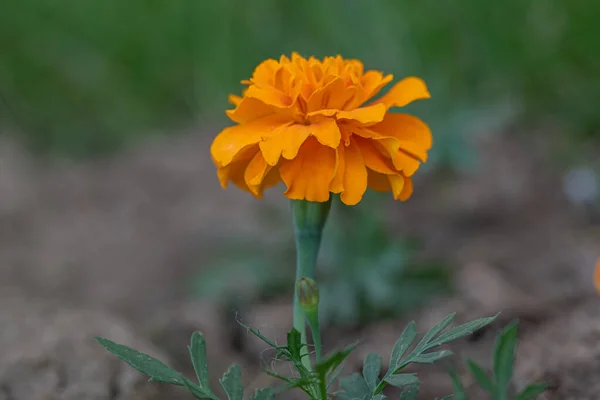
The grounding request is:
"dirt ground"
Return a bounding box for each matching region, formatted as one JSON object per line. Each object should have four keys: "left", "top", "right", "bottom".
{"left": 0, "top": 127, "right": 599, "bottom": 399}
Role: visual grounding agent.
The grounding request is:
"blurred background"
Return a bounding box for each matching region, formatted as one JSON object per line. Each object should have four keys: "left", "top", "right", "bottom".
{"left": 1, "top": 1, "right": 599, "bottom": 399}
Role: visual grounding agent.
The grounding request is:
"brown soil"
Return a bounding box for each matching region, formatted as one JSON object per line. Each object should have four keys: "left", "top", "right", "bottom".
{"left": 0, "top": 128, "right": 598, "bottom": 399}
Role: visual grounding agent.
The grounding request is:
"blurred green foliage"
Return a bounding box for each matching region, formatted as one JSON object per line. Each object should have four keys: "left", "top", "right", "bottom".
{"left": 1, "top": 0, "right": 598, "bottom": 163}
{"left": 192, "top": 195, "right": 451, "bottom": 327}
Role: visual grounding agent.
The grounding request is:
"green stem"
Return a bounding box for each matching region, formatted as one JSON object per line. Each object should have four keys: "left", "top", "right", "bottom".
{"left": 291, "top": 199, "right": 331, "bottom": 371}
{"left": 306, "top": 310, "right": 322, "bottom": 364}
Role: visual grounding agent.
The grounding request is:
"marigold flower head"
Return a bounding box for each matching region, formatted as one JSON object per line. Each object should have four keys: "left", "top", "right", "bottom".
{"left": 211, "top": 53, "right": 432, "bottom": 205}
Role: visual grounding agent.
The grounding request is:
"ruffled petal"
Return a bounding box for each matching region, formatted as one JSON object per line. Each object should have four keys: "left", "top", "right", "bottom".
{"left": 216, "top": 146, "right": 258, "bottom": 191}
{"left": 245, "top": 85, "right": 293, "bottom": 108}
{"left": 354, "top": 136, "right": 396, "bottom": 175}
{"left": 329, "top": 145, "right": 345, "bottom": 194}
{"left": 226, "top": 96, "right": 277, "bottom": 124}
{"left": 211, "top": 115, "right": 291, "bottom": 167}
{"left": 259, "top": 122, "right": 308, "bottom": 166}
{"left": 307, "top": 77, "right": 346, "bottom": 113}
{"left": 371, "top": 77, "right": 430, "bottom": 110}
{"left": 367, "top": 169, "right": 391, "bottom": 192}
{"left": 359, "top": 71, "right": 393, "bottom": 103}
{"left": 339, "top": 139, "right": 368, "bottom": 206}
{"left": 244, "top": 151, "right": 270, "bottom": 194}
{"left": 337, "top": 103, "right": 386, "bottom": 125}
{"left": 280, "top": 137, "right": 336, "bottom": 202}
{"left": 388, "top": 174, "right": 413, "bottom": 201}
{"left": 366, "top": 113, "right": 433, "bottom": 162}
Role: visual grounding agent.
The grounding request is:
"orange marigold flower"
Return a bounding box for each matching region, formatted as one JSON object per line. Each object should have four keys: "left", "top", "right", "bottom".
{"left": 211, "top": 53, "right": 432, "bottom": 205}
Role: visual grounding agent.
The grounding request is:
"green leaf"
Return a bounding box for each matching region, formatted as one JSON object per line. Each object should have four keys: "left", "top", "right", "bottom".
{"left": 383, "top": 373, "right": 419, "bottom": 389}
{"left": 327, "top": 364, "right": 345, "bottom": 390}
{"left": 399, "top": 383, "right": 419, "bottom": 400}
{"left": 238, "top": 321, "right": 285, "bottom": 353}
{"left": 515, "top": 383, "right": 548, "bottom": 400}
{"left": 493, "top": 321, "right": 518, "bottom": 400}
{"left": 467, "top": 360, "right": 495, "bottom": 395}
{"left": 415, "top": 313, "right": 456, "bottom": 351}
{"left": 250, "top": 388, "right": 275, "bottom": 400}
{"left": 372, "top": 394, "right": 387, "bottom": 400}
{"left": 183, "top": 378, "right": 215, "bottom": 399}
{"left": 189, "top": 332, "right": 211, "bottom": 391}
{"left": 339, "top": 373, "right": 370, "bottom": 399}
{"left": 448, "top": 370, "right": 466, "bottom": 400}
{"left": 95, "top": 337, "right": 184, "bottom": 386}
{"left": 363, "top": 353, "right": 382, "bottom": 391}
{"left": 431, "top": 314, "right": 498, "bottom": 348}
{"left": 389, "top": 321, "right": 417, "bottom": 371}
{"left": 219, "top": 363, "right": 243, "bottom": 400}
{"left": 411, "top": 350, "right": 453, "bottom": 364}
{"left": 316, "top": 342, "right": 359, "bottom": 379}
{"left": 287, "top": 328, "right": 303, "bottom": 361}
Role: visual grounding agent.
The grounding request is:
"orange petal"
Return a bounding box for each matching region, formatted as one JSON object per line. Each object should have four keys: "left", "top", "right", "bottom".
{"left": 359, "top": 71, "right": 394, "bottom": 104}
{"left": 388, "top": 174, "right": 405, "bottom": 200}
{"left": 400, "top": 176, "right": 413, "bottom": 200}
{"left": 228, "top": 94, "right": 243, "bottom": 106}
{"left": 211, "top": 115, "right": 290, "bottom": 167}
{"left": 226, "top": 96, "right": 276, "bottom": 124}
{"left": 371, "top": 77, "right": 430, "bottom": 110}
{"left": 308, "top": 117, "right": 341, "bottom": 148}
{"left": 354, "top": 136, "right": 396, "bottom": 175}
{"left": 215, "top": 144, "right": 259, "bottom": 189}
{"left": 259, "top": 122, "right": 308, "bottom": 166}
{"left": 394, "top": 150, "right": 421, "bottom": 177}
{"left": 307, "top": 77, "right": 345, "bottom": 113}
{"left": 336, "top": 104, "right": 386, "bottom": 125}
{"left": 280, "top": 137, "right": 336, "bottom": 202}
{"left": 330, "top": 145, "right": 346, "bottom": 194}
{"left": 244, "top": 151, "right": 270, "bottom": 194}
{"left": 369, "top": 113, "right": 433, "bottom": 162}
{"left": 367, "top": 169, "right": 391, "bottom": 192}
{"left": 388, "top": 174, "right": 413, "bottom": 201}
{"left": 245, "top": 85, "right": 293, "bottom": 108}
{"left": 250, "top": 59, "right": 280, "bottom": 85}
{"left": 339, "top": 139, "right": 368, "bottom": 206}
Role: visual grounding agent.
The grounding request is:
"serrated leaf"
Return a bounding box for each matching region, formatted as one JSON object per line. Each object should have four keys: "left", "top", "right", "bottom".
{"left": 399, "top": 383, "right": 419, "bottom": 400}
{"left": 316, "top": 342, "right": 358, "bottom": 379}
{"left": 250, "top": 387, "right": 275, "bottom": 400}
{"left": 449, "top": 370, "right": 467, "bottom": 400}
{"left": 515, "top": 383, "right": 548, "bottom": 400}
{"left": 467, "top": 360, "right": 495, "bottom": 395}
{"left": 363, "top": 353, "right": 382, "bottom": 391}
{"left": 493, "top": 321, "right": 518, "bottom": 400}
{"left": 189, "top": 332, "right": 211, "bottom": 391}
{"left": 415, "top": 313, "right": 456, "bottom": 351}
{"left": 411, "top": 350, "right": 453, "bottom": 364}
{"left": 287, "top": 328, "right": 303, "bottom": 361}
{"left": 95, "top": 337, "right": 184, "bottom": 386}
{"left": 339, "top": 373, "right": 370, "bottom": 399}
{"left": 389, "top": 321, "right": 417, "bottom": 371}
{"left": 383, "top": 373, "right": 419, "bottom": 388}
{"left": 184, "top": 378, "right": 214, "bottom": 399}
{"left": 431, "top": 314, "right": 498, "bottom": 348}
{"left": 219, "top": 364, "right": 243, "bottom": 400}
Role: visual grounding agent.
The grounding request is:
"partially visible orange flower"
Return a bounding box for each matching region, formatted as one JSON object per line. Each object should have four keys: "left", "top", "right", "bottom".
{"left": 211, "top": 53, "right": 432, "bottom": 205}
{"left": 595, "top": 256, "right": 600, "bottom": 294}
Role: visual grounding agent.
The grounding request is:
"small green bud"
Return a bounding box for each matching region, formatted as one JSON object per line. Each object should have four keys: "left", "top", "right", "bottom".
{"left": 297, "top": 277, "right": 319, "bottom": 311}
